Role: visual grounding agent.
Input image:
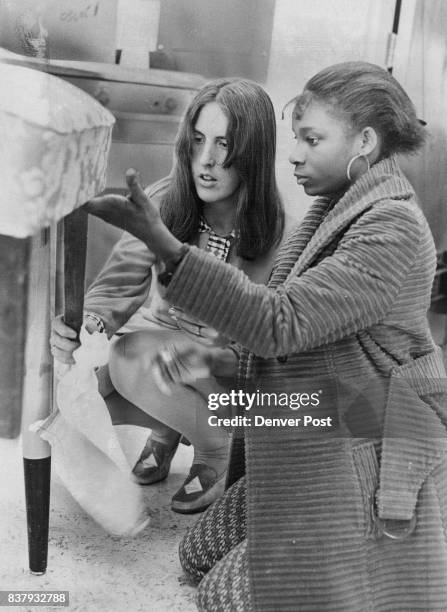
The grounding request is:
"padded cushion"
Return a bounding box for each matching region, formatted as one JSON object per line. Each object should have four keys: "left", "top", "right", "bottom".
{"left": 0, "top": 61, "right": 114, "bottom": 237}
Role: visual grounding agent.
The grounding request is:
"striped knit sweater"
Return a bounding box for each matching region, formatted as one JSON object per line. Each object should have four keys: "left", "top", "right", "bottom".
{"left": 166, "top": 156, "right": 447, "bottom": 611}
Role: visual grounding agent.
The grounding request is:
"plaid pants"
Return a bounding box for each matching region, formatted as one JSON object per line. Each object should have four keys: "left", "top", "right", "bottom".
{"left": 179, "top": 476, "right": 253, "bottom": 612}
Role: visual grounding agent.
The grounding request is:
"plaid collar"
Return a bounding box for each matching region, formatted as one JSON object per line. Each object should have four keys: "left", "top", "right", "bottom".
{"left": 198, "top": 217, "right": 236, "bottom": 261}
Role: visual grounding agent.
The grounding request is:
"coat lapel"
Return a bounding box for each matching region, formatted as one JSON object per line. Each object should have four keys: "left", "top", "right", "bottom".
{"left": 287, "top": 156, "right": 414, "bottom": 279}
{"left": 268, "top": 197, "right": 331, "bottom": 289}
{"left": 241, "top": 157, "right": 414, "bottom": 384}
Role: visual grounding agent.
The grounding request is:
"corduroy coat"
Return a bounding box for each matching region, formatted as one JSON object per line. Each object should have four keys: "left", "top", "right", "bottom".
{"left": 165, "top": 157, "right": 447, "bottom": 611}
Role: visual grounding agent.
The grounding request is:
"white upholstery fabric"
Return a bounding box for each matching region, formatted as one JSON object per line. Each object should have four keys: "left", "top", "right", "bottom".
{"left": 0, "top": 62, "right": 114, "bottom": 237}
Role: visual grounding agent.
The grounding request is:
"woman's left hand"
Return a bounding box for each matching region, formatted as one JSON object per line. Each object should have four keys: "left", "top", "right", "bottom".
{"left": 84, "top": 169, "right": 182, "bottom": 259}
{"left": 151, "top": 341, "right": 214, "bottom": 395}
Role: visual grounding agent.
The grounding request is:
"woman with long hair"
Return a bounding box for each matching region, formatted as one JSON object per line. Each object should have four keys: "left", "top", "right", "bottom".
{"left": 51, "top": 78, "right": 286, "bottom": 515}
{"left": 86, "top": 62, "right": 447, "bottom": 610}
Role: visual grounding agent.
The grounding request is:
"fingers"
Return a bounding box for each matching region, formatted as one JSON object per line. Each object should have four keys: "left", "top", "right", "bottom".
{"left": 177, "top": 344, "right": 213, "bottom": 376}
{"left": 84, "top": 194, "right": 133, "bottom": 229}
{"left": 85, "top": 171, "right": 163, "bottom": 247}
{"left": 85, "top": 176, "right": 157, "bottom": 244}
{"left": 84, "top": 194, "right": 127, "bottom": 215}
{"left": 52, "top": 314, "right": 77, "bottom": 339}
{"left": 50, "top": 331, "right": 78, "bottom": 351}
{"left": 151, "top": 343, "right": 212, "bottom": 394}
{"left": 49, "top": 335, "right": 78, "bottom": 364}
{"left": 125, "top": 169, "right": 147, "bottom": 206}
{"left": 50, "top": 346, "right": 76, "bottom": 365}
{"left": 49, "top": 335, "right": 79, "bottom": 363}
{"left": 169, "top": 309, "right": 219, "bottom": 342}
{"left": 50, "top": 315, "right": 79, "bottom": 364}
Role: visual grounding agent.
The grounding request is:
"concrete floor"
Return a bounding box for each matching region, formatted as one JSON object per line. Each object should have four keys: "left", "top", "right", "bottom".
{"left": 0, "top": 427, "right": 198, "bottom": 612}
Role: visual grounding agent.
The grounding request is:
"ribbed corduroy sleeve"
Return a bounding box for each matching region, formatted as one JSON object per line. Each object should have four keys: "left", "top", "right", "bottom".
{"left": 165, "top": 201, "right": 422, "bottom": 358}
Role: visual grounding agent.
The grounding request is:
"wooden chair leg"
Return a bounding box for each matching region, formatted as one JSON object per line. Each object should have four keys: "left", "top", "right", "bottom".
{"left": 63, "top": 207, "right": 88, "bottom": 336}
{"left": 21, "top": 229, "right": 52, "bottom": 575}
{"left": 21, "top": 206, "right": 88, "bottom": 575}
{"left": 23, "top": 456, "right": 51, "bottom": 574}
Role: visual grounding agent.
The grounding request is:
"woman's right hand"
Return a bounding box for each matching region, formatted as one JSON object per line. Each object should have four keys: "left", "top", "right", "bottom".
{"left": 50, "top": 315, "right": 97, "bottom": 364}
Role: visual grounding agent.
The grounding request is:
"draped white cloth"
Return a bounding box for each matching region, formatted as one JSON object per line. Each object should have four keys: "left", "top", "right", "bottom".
{"left": 32, "top": 327, "right": 150, "bottom": 536}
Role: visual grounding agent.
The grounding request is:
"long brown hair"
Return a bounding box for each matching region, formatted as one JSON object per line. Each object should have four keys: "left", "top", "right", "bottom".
{"left": 160, "top": 78, "right": 284, "bottom": 259}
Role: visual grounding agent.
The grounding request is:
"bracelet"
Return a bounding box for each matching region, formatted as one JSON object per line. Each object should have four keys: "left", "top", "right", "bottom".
{"left": 84, "top": 312, "right": 105, "bottom": 334}
{"left": 158, "top": 244, "right": 190, "bottom": 287}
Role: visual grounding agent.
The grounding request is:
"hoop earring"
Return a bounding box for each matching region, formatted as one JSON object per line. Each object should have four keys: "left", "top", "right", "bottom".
{"left": 346, "top": 154, "right": 370, "bottom": 181}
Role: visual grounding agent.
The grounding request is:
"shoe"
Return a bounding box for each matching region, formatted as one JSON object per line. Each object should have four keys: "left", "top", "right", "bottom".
{"left": 171, "top": 463, "right": 226, "bottom": 514}
{"left": 132, "top": 434, "right": 181, "bottom": 485}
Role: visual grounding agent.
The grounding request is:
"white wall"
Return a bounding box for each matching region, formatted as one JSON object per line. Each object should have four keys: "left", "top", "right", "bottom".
{"left": 265, "top": 0, "right": 395, "bottom": 220}
{"left": 393, "top": 0, "right": 447, "bottom": 251}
